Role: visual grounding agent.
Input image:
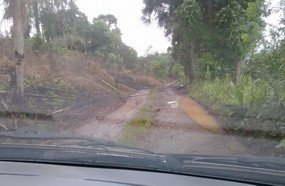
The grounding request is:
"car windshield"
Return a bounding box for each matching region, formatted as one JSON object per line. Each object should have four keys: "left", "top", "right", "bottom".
{"left": 0, "top": 0, "right": 285, "bottom": 178}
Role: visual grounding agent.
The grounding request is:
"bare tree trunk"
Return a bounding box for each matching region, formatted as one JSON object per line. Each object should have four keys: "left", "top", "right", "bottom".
{"left": 234, "top": 59, "right": 241, "bottom": 84}
{"left": 12, "top": 0, "right": 25, "bottom": 105}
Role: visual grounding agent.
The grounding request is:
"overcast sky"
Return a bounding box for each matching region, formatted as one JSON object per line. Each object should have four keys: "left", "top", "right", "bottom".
{"left": 0, "top": 0, "right": 282, "bottom": 56}
{"left": 76, "top": 0, "right": 171, "bottom": 56}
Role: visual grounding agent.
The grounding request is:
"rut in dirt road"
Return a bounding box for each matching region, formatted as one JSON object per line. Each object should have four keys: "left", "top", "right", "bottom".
{"left": 134, "top": 88, "right": 250, "bottom": 156}
{"left": 73, "top": 90, "right": 150, "bottom": 141}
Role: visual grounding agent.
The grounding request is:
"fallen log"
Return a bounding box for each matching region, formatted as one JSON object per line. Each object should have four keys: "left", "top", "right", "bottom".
{"left": 0, "top": 91, "right": 12, "bottom": 94}
{"left": 101, "top": 80, "right": 128, "bottom": 102}
{"left": 51, "top": 107, "right": 71, "bottom": 114}
{"left": 101, "top": 79, "right": 120, "bottom": 92}
{"left": 0, "top": 122, "right": 8, "bottom": 130}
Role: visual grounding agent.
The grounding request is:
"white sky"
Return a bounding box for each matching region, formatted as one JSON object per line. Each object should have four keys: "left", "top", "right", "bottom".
{"left": 265, "top": 0, "right": 282, "bottom": 25}
{"left": 1, "top": 0, "right": 282, "bottom": 55}
{"left": 76, "top": 0, "right": 171, "bottom": 56}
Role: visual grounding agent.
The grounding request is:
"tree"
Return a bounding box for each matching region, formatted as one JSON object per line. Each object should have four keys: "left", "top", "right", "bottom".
{"left": 87, "top": 18, "right": 112, "bottom": 53}
{"left": 98, "top": 14, "right": 118, "bottom": 27}
{"left": 117, "top": 44, "right": 138, "bottom": 69}
{"left": 32, "top": 0, "right": 72, "bottom": 36}
{"left": 12, "top": 0, "right": 25, "bottom": 104}
{"left": 1, "top": 0, "right": 73, "bottom": 104}
{"left": 171, "top": 0, "right": 203, "bottom": 82}
{"left": 142, "top": 0, "right": 207, "bottom": 82}
{"left": 142, "top": 0, "right": 265, "bottom": 83}
{"left": 216, "top": 0, "right": 265, "bottom": 83}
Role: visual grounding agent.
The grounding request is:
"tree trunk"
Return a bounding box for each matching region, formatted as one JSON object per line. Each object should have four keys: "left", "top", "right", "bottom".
{"left": 234, "top": 59, "right": 241, "bottom": 84}
{"left": 33, "top": 1, "right": 41, "bottom": 35}
{"left": 187, "top": 40, "right": 195, "bottom": 83}
{"left": 12, "top": 0, "right": 25, "bottom": 105}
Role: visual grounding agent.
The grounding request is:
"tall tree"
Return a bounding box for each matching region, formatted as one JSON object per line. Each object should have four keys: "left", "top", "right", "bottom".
{"left": 172, "top": 0, "right": 203, "bottom": 82}
{"left": 142, "top": 0, "right": 265, "bottom": 83}
{"left": 142, "top": 0, "right": 202, "bottom": 82}
{"left": 216, "top": 0, "right": 265, "bottom": 83}
{"left": 12, "top": 0, "right": 25, "bottom": 104}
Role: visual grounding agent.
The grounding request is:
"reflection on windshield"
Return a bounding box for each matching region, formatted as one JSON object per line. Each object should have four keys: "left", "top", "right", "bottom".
{"left": 0, "top": 0, "right": 284, "bottom": 161}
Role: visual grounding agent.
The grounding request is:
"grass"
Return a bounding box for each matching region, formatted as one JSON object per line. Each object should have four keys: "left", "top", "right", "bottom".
{"left": 189, "top": 76, "right": 285, "bottom": 153}
{"left": 0, "top": 82, "right": 9, "bottom": 91}
{"left": 120, "top": 89, "right": 158, "bottom": 145}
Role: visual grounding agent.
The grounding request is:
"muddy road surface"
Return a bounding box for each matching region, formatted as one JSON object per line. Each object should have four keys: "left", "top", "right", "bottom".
{"left": 74, "top": 90, "right": 150, "bottom": 140}
{"left": 74, "top": 88, "right": 250, "bottom": 156}
{"left": 136, "top": 88, "right": 249, "bottom": 155}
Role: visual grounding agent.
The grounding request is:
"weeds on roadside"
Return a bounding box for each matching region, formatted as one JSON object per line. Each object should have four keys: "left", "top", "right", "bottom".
{"left": 190, "top": 76, "right": 285, "bottom": 150}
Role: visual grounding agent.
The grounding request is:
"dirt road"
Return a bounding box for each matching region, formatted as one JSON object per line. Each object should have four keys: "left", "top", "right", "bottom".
{"left": 74, "top": 88, "right": 250, "bottom": 156}
{"left": 74, "top": 90, "right": 150, "bottom": 140}
{"left": 136, "top": 88, "right": 249, "bottom": 155}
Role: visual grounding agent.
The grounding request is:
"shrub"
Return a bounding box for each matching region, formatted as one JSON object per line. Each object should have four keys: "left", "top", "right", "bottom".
{"left": 190, "top": 75, "right": 285, "bottom": 138}
{"left": 149, "top": 59, "right": 170, "bottom": 79}
{"left": 27, "top": 35, "right": 46, "bottom": 51}
{"left": 172, "top": 63, "right": 186, "bottom": 82}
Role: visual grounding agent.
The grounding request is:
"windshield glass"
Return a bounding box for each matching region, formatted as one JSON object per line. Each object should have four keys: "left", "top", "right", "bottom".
{"left": 0, "top": 0, "right": 285, "bottom": 175}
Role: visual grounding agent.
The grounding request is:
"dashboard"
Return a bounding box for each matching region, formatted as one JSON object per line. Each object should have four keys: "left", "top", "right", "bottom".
{"left": 0, "top": 161, "right": 251, "bottom": 186}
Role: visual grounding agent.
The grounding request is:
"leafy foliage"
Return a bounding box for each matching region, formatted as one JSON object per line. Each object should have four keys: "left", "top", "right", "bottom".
{"left": 137, "top": 53, "right": 182, "bottom": 80}
{"left": 142, "top": 0, "right": 265, "bottom": 82}
{"left": 2, "top": 0, "right": 139, "bottom": 70}
{"left": 172, "top": 63, "right": 186, "bottom": 82}
{"left": 191, "top": 75, "right": 285, "bottom": 139}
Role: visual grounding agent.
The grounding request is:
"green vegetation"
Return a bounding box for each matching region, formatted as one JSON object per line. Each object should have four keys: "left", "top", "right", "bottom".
{"left": 137, "top": 53, "right": 186, "bottom": 82}
{"left": 121, "top": 90, "right": 157, "bottom": 145}
{"left": 191, "top": 21, "right": 285, "bottom": 147}
{"left": 2, "top": 0, "right": 139, "bottom": 71}
{"left": 1, "top": 0, "right": 285, "bottom": 152}
{"left": 142, "top": 0, "right": 265, "bottom": 83}
{"left": 191, "top": 76, "right": 285, "bottom": 130}
{"left": 0, "top": 82, "right": 9, "bottom": 90}
{"left": 142, "top": 0, "right": 285, "bottom": 151}
{"left": 191, "top": 62, "right": 285, "bottom": 150}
